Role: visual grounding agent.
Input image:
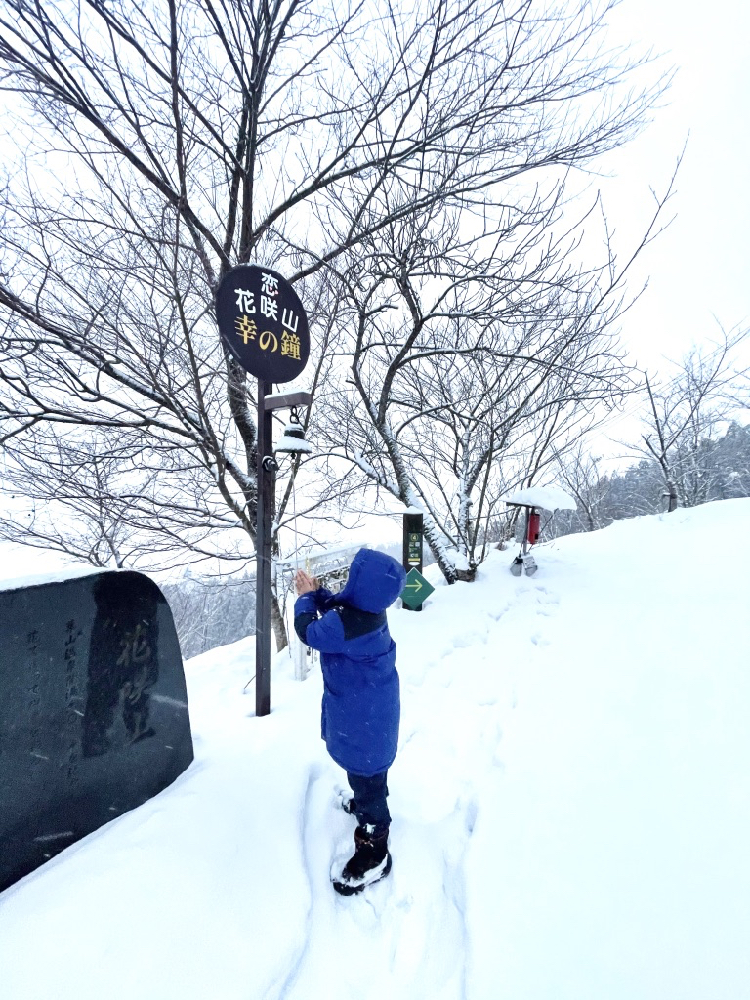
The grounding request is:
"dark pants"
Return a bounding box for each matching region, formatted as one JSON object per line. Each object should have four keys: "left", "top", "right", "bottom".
{"left": 347, "top": 770, "right": 391, "bottom": 835}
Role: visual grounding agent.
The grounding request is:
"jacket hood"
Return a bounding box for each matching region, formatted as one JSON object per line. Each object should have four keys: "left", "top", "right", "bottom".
{"left": 337, "top": 548, "right": 406, "bottom": 613}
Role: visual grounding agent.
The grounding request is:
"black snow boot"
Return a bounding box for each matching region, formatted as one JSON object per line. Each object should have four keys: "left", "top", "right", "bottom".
{"left": 332, "top": 826, "right": 392, "bottom": 896}
{"left": 341, "top": 795, "right": 357, "bottom": 815}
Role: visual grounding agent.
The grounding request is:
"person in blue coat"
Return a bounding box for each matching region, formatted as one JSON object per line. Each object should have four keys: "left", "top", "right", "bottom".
{"left": 294, "top": 547, "right": 406, "bottom": 895}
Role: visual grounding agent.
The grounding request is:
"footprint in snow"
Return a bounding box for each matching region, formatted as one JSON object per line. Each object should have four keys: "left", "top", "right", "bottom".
{"left": 452, "top": 630, "right": 486, "bottom": 648}
{"left": 530, "top": 631, "right": 551, "bottom": 647}
{"left": 534, "top": 587, "right": 560, "bottom": 605}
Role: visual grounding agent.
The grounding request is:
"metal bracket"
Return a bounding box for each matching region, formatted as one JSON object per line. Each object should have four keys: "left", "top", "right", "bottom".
{"left": 263, "top": 391, "right": 312, "bottom": 412}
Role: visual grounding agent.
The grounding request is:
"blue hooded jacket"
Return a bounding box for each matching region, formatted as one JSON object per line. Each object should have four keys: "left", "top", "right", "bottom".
{"left": 294, "top": 549, "right": 406, "bottom": 776}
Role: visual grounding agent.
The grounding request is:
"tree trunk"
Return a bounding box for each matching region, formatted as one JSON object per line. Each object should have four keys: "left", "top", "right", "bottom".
{"left": 666, "top": 481, "right": 680, "bottom": 512}
{"left": 270, "top": 589, "right": 288, "bottom": 651}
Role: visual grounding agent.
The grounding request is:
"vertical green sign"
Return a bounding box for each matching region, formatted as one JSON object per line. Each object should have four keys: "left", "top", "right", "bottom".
{"left": 402, "top": 512, "right": 424, "bottom": 611}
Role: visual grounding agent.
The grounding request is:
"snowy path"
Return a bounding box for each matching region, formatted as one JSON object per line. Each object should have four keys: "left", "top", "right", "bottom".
{"left": 1, "top": 501, "right": 749, "bottom": 1000}
{"left": 469, "top": 505, "right": 750, "bottom": 999}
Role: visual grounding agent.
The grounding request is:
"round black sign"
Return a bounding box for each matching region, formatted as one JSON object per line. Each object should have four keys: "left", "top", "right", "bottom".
{"left": 215, "top": 265, "right": 310, "bottom": 383}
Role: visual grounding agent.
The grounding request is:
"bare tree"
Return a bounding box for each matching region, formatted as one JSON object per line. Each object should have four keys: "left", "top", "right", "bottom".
{"left": 0, "top": 1, "right": 668, "bottom": 637}
{"left": 314, "top": 168, "right": 673, "bottom": 579}
{"left": 550, "top": 443, "right": 612, "bottom": 533}
{"left": 161, "top": 572, "right": 257, "bottom": 660}
{"left": 639, "top": 326, "right": 750, "bottom": 512}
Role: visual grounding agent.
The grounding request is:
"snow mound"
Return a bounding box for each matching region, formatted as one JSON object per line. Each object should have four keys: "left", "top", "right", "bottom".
{"left": 501, "top": 484, "right": 577, "bottom": 510}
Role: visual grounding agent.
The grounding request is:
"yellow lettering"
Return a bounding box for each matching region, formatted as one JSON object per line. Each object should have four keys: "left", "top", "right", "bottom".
{"left": 235, "top": 315, "right": 257, "bottom": 344}
{"left": 259, "top": 330, "right": 278, "bottom": 352}
{"left": 280, "top": 330, "right": 301, "bottom": 360}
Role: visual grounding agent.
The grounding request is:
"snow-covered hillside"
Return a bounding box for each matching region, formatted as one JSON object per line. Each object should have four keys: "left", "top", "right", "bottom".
{"left": 2, "top": 500, "right": 750, "bottom": 1000}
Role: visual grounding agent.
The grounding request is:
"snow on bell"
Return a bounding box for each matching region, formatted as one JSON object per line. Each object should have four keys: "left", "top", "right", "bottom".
{"left": 274, "top": 420, "right": 314, "bottom": 457}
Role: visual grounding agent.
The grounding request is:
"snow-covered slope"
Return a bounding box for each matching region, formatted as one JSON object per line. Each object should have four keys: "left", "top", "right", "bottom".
{"left": 2, "top": 501, "right": 749, "bottom": 1000}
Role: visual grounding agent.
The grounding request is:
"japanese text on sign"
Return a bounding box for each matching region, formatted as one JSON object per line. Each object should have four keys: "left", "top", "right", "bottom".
{"left": 234, "top": 270, "right": 301, "bottom": 355}
{"left": 217, "top": 263, "right": 310, "bottom": 383}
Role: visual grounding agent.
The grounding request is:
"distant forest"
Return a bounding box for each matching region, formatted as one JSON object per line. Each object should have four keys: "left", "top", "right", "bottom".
{"left": 547, "top": 420, "right": 750, "bottom": 538}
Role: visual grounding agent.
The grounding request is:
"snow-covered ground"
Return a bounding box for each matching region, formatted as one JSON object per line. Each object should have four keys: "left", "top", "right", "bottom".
{"left": 2, "top": 500, "right": 750, "bottom": 999}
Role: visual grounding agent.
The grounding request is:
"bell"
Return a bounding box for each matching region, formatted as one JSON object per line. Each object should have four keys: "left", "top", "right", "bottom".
{"left": 274, "top": 421, "right": 314, "bottom": 457}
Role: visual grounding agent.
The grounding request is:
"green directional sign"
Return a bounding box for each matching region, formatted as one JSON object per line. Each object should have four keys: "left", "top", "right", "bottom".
{"left": 400, "top": 567, "right": 435, "bottom": 609}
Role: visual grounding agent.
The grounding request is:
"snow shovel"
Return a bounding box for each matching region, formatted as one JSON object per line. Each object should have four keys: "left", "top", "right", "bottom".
{"left": 521, "top": 552, "right": 537, "bottom": 576}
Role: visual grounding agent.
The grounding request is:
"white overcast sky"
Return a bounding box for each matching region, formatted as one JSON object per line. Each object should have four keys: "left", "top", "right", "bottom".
{"left": 2, "top": 0, "right": 744, "bottom": 380}
{"left": 602, "top": 0, "right": 750, "bottom": 371}
{"left": 1, "top": 0, "right": 745, "bottom": 471}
